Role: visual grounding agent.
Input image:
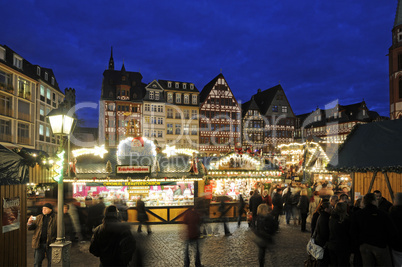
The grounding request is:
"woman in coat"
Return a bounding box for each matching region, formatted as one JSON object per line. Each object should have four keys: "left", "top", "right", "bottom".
{"left": 297, "top": 189, "right": 310, "bottom": 232}
{"left": 314, "top": 201, "right": 332, "bottom": 267}
{"left": 327, "top": 202, "right": 351, "bottom": 266}
{"left": 255, "top": 204, "right": 278, "bottom": 267}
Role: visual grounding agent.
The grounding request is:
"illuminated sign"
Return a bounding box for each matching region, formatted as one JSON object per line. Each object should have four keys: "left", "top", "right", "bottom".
{"left": 116, "top": 166, "right": 151, "bottom": 174}
{"left": 53, "top": 151, "right": 65, "bottom": 182}
{"left": 72, "top": 145, "right": 108, "bottom": 158}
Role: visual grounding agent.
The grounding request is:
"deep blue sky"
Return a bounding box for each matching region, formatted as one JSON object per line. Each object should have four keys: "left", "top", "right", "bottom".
{"left": 2, "top": 1, "right": 397, "bottom": 127}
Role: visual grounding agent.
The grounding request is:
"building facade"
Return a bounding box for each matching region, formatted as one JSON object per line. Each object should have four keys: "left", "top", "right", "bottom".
{"left": 0, "top": 45, "right": 64, "bottom": 154}
{"left": 159, "top": 80, "right": 199, "bottom": 150}
{"left": 199, "top": 74, "right": 241, "bottom": 156}
{"left": 99, "top": 49, "right": 145, "bottom": 147}
{"left": 241, "top": 96, "right": 265, "bottom": 151}
{"left": 389, "top": 0, "right": 402, "bottom": 120}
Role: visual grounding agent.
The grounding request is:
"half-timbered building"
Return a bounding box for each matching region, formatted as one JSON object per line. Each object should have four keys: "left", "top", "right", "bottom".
{"left": 199, "top": 74, "right": 241, "bottom": 156}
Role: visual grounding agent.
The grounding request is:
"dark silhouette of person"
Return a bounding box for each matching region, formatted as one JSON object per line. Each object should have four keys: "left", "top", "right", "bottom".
{"left": 136, "top": 196, "right": 151, "bottom": 234}
{"left": 249, "top": 189, "right": 263, "bottom": 228}
{"left": 183, "top": 201, "right": 203, "bottom": 267}
{"left": 219, "top": 197, "right": 231, "bottom": 236}
{"left": 374, "top": 190, "right": 393, "bottom": 213}
{"left": 272, "top": 188, "right": 283, "bottom": 222}
{"left": 237, "top": 194, "right": 246, "bottom": 227}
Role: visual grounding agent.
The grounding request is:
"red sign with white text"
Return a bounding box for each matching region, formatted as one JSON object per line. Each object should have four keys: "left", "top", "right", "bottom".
{"left": 116, "top": 166, "right": 150, "bottom": 174}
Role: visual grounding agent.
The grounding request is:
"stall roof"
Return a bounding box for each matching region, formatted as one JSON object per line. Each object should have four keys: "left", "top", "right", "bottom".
{"left": 0, "top": 144, "right": 29, "bottom": 185}
{"left": 327, "top": 119, "right": 402, "bottom": 173}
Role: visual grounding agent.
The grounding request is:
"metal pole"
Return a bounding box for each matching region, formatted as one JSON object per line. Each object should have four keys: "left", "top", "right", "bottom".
{"left": 67, "top": 134, "right": 70, "bottom": 178}
{"left": 56, "top": 136, "right": 64, "bottom": 242}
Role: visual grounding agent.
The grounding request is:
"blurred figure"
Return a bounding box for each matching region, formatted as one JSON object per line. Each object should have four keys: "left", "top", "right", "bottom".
{"left": 262, "top": 190, "right": 272, "bottom": 207}
{"left": 183, "top": 202, "right": 203, "bottom": 267}
{"left": 390, "top": 192, "right": 402, "bottom": 266}
{"left": 237, "top": 194, "right": 246, "bottom": 227}
{"left": 351, "top": 193, "right": 395, "bottom": 266}
{"left": 27, "top": 203, "right": 57, "bottom": 267}
{"left": 137, "top": 196, "right": 151, "bottom": 234}
{"left": 373, "top": 190, "right": 393, "bottom": 213}
{"left": 314, "top": 201, "right": 332, "bottom": 266}
{"left": 308, "top": 191, "right": 320, "bottom": 223}
{"left": 249, "top": 189, "right": 263, "bottom": 228}
{"left": 328, "top": 202, "right": 351, "bottom": 266}
{"left": 271, "top": 188, "right": 283, "bottom": 223}
{"left": 219, "top": 197, "right": 231, "bottom": 236}
{"left": 329, "top": 195, "right": 338, "bottom": 208}
{"left": 254, "top": 204, "right": 278, "bottom": 267}
{"left": 311, "top": 198, "right": 329, "bottom": 235}
{"left": 297, "top": 189, "right": 309, "bottom": 232}
{"left": 63, "top": 204, "right": 74, "bottom": 242}
{"left": 90, "top": 205, "right": 136, "bottom": 267}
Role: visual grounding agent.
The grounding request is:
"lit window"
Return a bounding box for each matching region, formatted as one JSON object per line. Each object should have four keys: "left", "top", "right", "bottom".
{"left": 176, "top": 93, "right": 181, "bottom": 103}
{"left": 167, "top": 93, "right": 173, "bottom": 103}
{"left": 46, "top": 127, "right": 50, "bottom": 137}
{"left": 168, "top": 82, "right": 172, "bottom": 88}
{"left": 272, "top": 106, "right": 278, "bottom": 112}
{"left": 155, "top": 92, "right": 160, "bottom": 100}
{"left": 145, "top": 104, "right": 150, "bottom": 112}
{"left": 167, "top": 108, "right": 173, "bottom": 118}
{"left": 190, "top": 84, "right": 194, "bottom": 90}
{"left": 167, "top": 124, "right": 173, "bottom": 134}
{"left": 13, "top": 55, "right": 22, "bottom": 69}
{"left": 47, "top": 89, "right": 51, "bottom": 100}
{"left": 149, "top": 91, "right": 154, "bottom": 100}
{"left": 184, "top": 95, "right": 189, "bottom": 104}
{"left": 281, "top": 106, "right": 288, "bottom": 113}
{"left": 183, "top": 83, "right": 187, "bottom": 89}
{"left": 192, "top": 95, "right": 197, "bottom": 105}
{"left": 0, "top": 47, "right": 5, "bottom": 61}
{"left": 191, "top": 110, "right": 197, "bottom": 119}
{"left": 37, "top": 67, "right": 41, "bottom": 75}
{"left": 158, "top": 130, "right": 163, "bottom": 138}
{"left": 39, "top": 125, "right": 44, "bottom": 136}
{"left": 175, "top": 83, "right": 179, "bottom": 89}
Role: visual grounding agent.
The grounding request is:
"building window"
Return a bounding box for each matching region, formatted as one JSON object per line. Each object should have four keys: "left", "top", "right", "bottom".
{"left": 175, "top": 110, "right": 181, "bottom": 119}
{"left": 183, "top": 83, "right": 187, "bottom": 89}
{"left": 167, "top": 108, "right": 173, "bottom": 118}
{"left": 13, "top": 55, "right": 22, "bottom": 69}
{"left": 191, "top": 125, "right": 197, "bottom": 135}
{"left": 18, "top": 123, "right": 29, "bottom": 138}
{"left": 155, "top": 92, "right": 160, "bottom": 100}
{"left": 175, "top": 83, "right": 179, "bottom": 89}
{"left": 190, "top": 84, "right": 194, "bottom": 90}
{"left": 272, "top": 106, "right": 278, "bottom": 112}
{"left": 157, "top": 105, "right": 163, "bottom": 113}
{"left": 281, "top": 106, "right": 288, "bottom": 113}
{"left": 167, "top": 124, "right": 173, "bottom": 134}
{"left": 18, "top": 78, "right": 30, "bottom": 97}
{"left": 183, "top": 110, "right": 189, "bottom": 119}
{"left": 45, "top": 72, "right": 48, "bottom": 81}
{"left": 192, "top": 95, "right": 197, "bottom": 105}
{"left": 46, "top": 126, "right": 50, "bottom": 137}
{"left": 184, "top": 94, "right": 189, "bottom": 104}
{"left": 144, "top": 130, "right": 149, "bottom": 137}
{"left": 183, "top": 125, "right": 189, "bottom": 135}
{"left": 158, "top": 130, "right": 163, "bottom": 138}
{"left": 0, "top": 119, "right": 11, "bottom": 136}
{"left": 39, "top": 124, "right": 44, "bottom": 136}
{"left": 167, "top": 93, "right": 173, "bottom": 103}
{"left": 149, "top": 91, "right": 154, "bottom": 100}
{"left": 176, "top": 93, "right": 181, "bottom": 104}
{"left": 37, "top": 66, "right": 41, "bottom": 75}
{"left": 191, "top": 110, "right": 197, "bottom": 119}
{"left": 151, "top": 105, "right": 157, "bottom": 112}
{"left": 175, "top": 124, "right": 181, "bottom": 134}
{"left": 51, "top": 77, "right": 55, "bottom": 85}
{"left": 0, "top": 70, "right": 12, "bottom": 88}
{"left": 168, "top": 82, "right": 172, "bottom": 88}
{"left": 158, "top": 117, "right": 163, "bottom": 125}
{"left": 145, "top": 104, "right": 150, "bottom": 112}
{"left": 0, "top": 47, "right": 5, "bottom": 61}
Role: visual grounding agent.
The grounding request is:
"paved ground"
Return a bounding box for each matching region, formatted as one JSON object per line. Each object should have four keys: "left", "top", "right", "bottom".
{"left": 27, "top": 217, "right": 311, "bottom": 267}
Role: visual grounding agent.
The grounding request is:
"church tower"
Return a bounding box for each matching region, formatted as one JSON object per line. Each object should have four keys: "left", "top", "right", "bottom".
{"left": 389, "top": 0, "right": 402, "bottom": 119}
{"left": 108, "top": 46, "right": 114, "bottom": 70}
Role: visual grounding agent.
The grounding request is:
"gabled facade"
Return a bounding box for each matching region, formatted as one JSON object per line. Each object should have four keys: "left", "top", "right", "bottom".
{"left": 142, "top": 80, "right": 166, "bottom": 146}
{"left": 246, "top": 85, "right": 296, "bottom": 152}
{"left": 159, "top": 79, "right": 199, "bottom": 150}
{"left": 241, "top": 96, "right": 264, "bottom": 151}
{"left": 389, "top": 0, "right": 402, "bottom": 120}
{"left": 0, "top": 44, "right": 64, "bottom": 154}
{"left": 99, "top": 48, "right": 145, "bottom": 147}
{"left": 199, "top": 74, "right": 241, "bottom": 156}
{"left": 294, "top": 101, "right": 384, "bottom": 144}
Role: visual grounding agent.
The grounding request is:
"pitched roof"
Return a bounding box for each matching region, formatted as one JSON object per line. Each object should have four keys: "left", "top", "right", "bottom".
{"left": 199, "top": 73, "right": 223, "bottom": 103}
{"left": 327, "top": 119, "right": 402, "bottom": 173}
{"left": 101, "top": 69, "right": 146, "bottom": 100}
{"left": 158, "top": 79, "right": 199, "bottom": 92}
{"left": 241, "top": 96, "right": 261, "bottom": 117}
{"left": 395, "top": 0, "right": 402, "bottom": 28}
{"left": 0, "top": 144, "right": 29, "bottom": 185}
{"left": 251, "top": 85, "right": 282, "bottom": 114}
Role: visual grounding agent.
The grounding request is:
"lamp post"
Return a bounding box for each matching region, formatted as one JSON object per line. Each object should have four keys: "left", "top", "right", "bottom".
{"left": 47, "top": 102, "right": 75, "bottom": 266}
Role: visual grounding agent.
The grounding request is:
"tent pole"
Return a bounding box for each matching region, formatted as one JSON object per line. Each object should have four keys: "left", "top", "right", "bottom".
{"left": 383, "top": 172, "right": 394, "bottom": 203}
{"left": 367, "top": 171, "right": 377, "bottom": 194}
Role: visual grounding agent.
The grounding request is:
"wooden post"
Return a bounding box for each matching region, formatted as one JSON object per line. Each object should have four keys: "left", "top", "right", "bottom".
{"left": 367, "top": 171, "right": 378, "bottom": 194}
{"left": 350, "top": 172, "right": 355, "bottom": 203}
{"left": 383, "top": 172, "right": 395, "bottom": 203}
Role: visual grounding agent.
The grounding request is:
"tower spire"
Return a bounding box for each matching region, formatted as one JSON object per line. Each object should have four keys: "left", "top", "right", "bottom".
{"left": 395, "top": 0, "right": 402, "bottom": 27}
{"left": 108, "top": 46, "right": 114, "bottom": 70}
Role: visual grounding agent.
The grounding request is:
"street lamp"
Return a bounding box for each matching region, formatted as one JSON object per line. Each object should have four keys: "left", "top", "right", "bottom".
{"left": 47, "top": 102, "right": 75, "bottom": 266}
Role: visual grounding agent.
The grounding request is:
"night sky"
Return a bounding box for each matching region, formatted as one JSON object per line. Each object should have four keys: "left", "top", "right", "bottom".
{"left": 1, "top": 1, "right": 397, "bottom": 127}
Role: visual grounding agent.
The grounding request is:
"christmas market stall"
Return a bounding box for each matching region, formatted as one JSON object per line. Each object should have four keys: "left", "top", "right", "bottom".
{"left": 327, "top": 119, "right": 402, "bottom": 203}
{"left": 202, "top": 152, "right": 281, "bottom": 219}
{"left": 65, "top": 137, "right": 206, "bottom": 224}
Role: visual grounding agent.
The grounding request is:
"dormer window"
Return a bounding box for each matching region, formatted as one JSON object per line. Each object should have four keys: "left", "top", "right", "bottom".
{"left": 190, "top": 84, "right": 194, "bottom": 90}
{"left": 155, "top": 92, "right": 160, "bottom": 100}
{"left": 51, "top": 77, "right": 55, "bottom": 86}
{"left": 149, "top": 91, "right": 154, "bottom": 100}
{"left": 168, "top": 82, "right": 172, "bottom": 88}
{"left": 363, "top": 110, "right": 366, "bottom": 116}
{"left": 175, "top": 83, "right": 179, "bottom": 89}
{"left": 0, "top": 47, "right": 5, "bottom": 61}
{"left": 37, "top": 67, "right": 41, "bottom": 75}
{"left": 13, "top": 55, "right": 22, "bottom": 69}
{"left": 183, "top": 83, "right": 187, "bottom": 89}
{"left": 45, "top": 72, "right": 48, "bottom": 81}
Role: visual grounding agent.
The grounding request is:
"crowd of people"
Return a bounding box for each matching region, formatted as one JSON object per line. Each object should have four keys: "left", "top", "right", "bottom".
{"left": 26, "top": 182, "right": 402, "bottom": 267}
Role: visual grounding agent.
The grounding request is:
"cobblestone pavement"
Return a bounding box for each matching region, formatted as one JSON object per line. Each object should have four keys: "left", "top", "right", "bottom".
{"left": 27, "top": 218, "right": 311, "bottom": 267}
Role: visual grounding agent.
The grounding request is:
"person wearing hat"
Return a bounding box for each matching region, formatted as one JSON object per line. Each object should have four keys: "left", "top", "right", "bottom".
{"left": 90, "top": 205, "right": 136, "bottom": 266}
{"left": 27, "top": 203, "right": 57, "bottom": 267}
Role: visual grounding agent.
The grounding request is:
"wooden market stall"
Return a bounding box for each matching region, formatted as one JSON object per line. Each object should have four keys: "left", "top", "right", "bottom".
{"left": 327, "top": 119, "right": 402, "bottom": 202}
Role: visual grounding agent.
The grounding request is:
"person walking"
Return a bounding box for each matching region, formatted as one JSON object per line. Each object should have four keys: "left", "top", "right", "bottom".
{"left": 237, "top": 194, "right": 246, "bottom": 227}
{"left": 89, "top": 205, "right": 136, "bottom": 267}
{"left": 218, "top": 197, "right": 231, "bottom": 236}
{"left": 136, "top": 196, "right": 151, "bottom": 234}
{"left": 297, "top": 189, "right": 309, "bottom": 232}
{"left": 254, "top": 204, "right": 278, "bottom": 267}
{"left": 282, "top": 187, "right": 293, "bottom": 225}
{"left": 389, "top": 192, "right": 402, "bottom": 266}
{"left": 63, "top": 204, "right": 75, "bottom": 242}
{"left": 350, "top": 193, "right": 396, "bottom": 266}
{"left": 272, "top": 188, "right": 283, "bottom": 223}
{"left": 249, "top": 189, "right": 263, "bottom": 228}
{"left": 314, "top": 201, "right": 332, "bottom": 266}
{"left": 374, "top": 190, "right": 393, "bottom": 213}
{"left": 183, "top": 203, "right": 203, "bottom": 267}
{"left": 308, "top": 191, "right": 320, "bottom": 223}
{"left": 327, "top": 202, "right": 351, "bottom": 266}
{"left": 27, "top": 203, "right": 57, "bottom": 267}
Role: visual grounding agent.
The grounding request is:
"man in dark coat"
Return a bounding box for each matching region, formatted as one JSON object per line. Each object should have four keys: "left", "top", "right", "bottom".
{"left": 90, "top": 205, "right": 136, "bottom": 267}
{"left": 136, "top": 196, "right": 151, "bottom": 234}
{"left": 183, "top": 203, "right": 203, "bottom": 267}
{"left": 27, "top": 203, "right": 57, "bottom": 267}
{"left": 390, "top": 192, "right": 402, "bottom": 266}
{"left": 272, "top": 188, "right": 283, "bottom": 222}
{"left": 249, "top": 189, "right": 263, "bottom": 228}
{"left": 314, "top": 201, "right": 332, "bottom": 266}
{"left": 350, "top": 193, "right": 395, "bottom": 266}
{"left": 374, "top": 190, "right": 393, "bottom": 213}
